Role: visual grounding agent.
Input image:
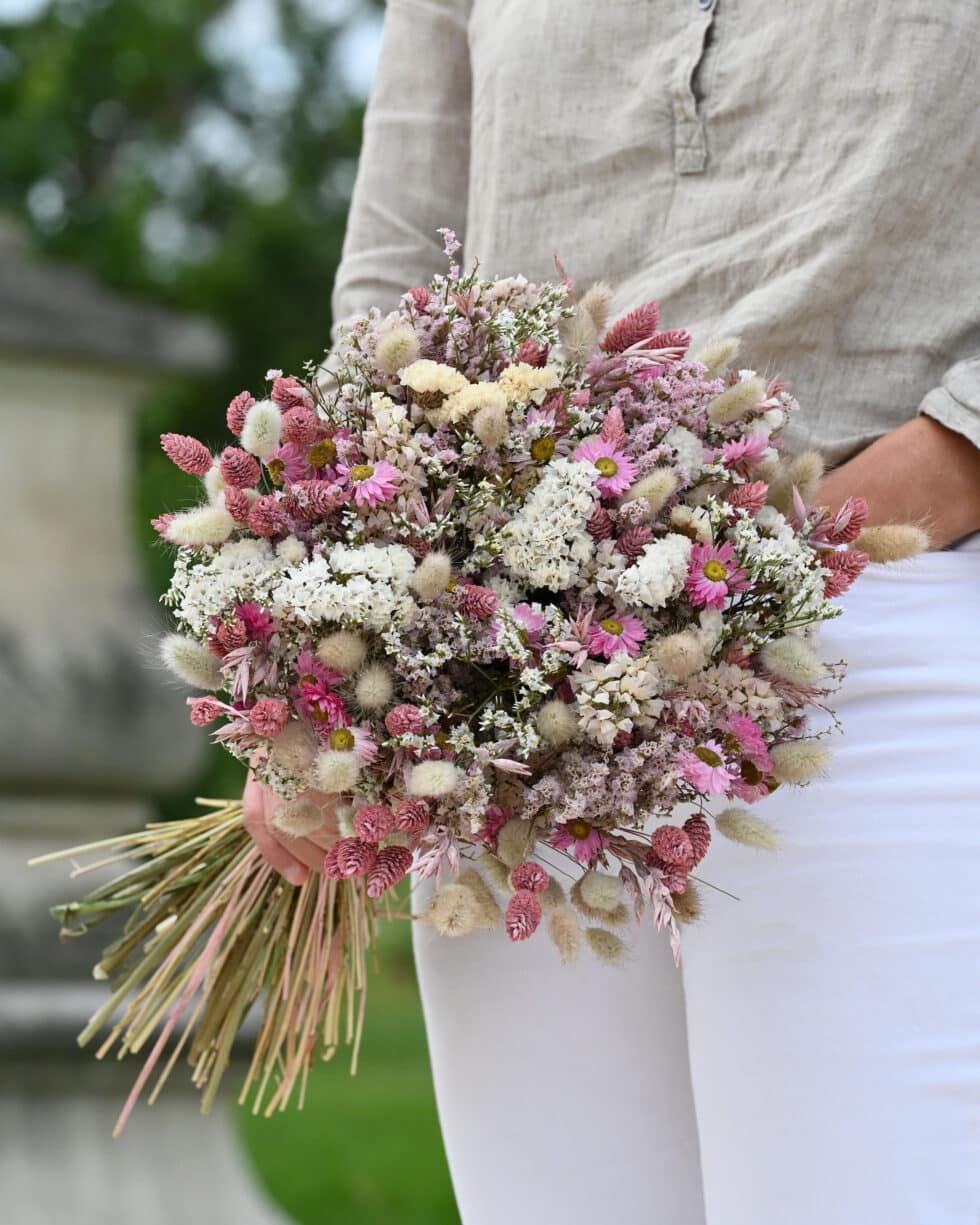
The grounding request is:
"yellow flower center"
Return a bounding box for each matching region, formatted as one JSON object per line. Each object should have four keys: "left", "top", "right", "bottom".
{"left": 434, "top": 730, "right": 451, "bottom": 749}
{"left": 595, "top": 456, "right": 619, "bottom": 478}
{"left": 693, "top": 745, "right": 724, "bottom": 767}
{"left": 329, "top": 728, "right": 355, "bottom": 751}
{"left": 266, "top": 457, "right": 285, "bottom": 485}
{"left": 307, "top": 438, "right": 336, "bottom": 467}
{"left": 702, "top": 559, "right": 728, "bottom": 582}
{"left": 599, "top": 618, "right": 624, "bottom": 636}
{"left": 530, "top": 436, "right": 556, "bottom": 463}
{"left": 566, "top": 818, "right": 593, "bottom": 841}
{"left": 349, "top": 463, "right": 375, "bottom": 482}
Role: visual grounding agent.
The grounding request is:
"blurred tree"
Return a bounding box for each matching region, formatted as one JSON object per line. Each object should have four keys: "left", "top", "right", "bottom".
{"left": 0, "top": 0, "right": 381, "bottom": 812}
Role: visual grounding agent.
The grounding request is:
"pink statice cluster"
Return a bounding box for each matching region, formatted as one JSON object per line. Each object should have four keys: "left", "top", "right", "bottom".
{"left": 158, "top": 231, "right": 868, "bottom": 959}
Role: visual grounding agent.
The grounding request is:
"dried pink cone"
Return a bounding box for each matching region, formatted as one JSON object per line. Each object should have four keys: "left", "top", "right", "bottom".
{"left": 587, "top": 506, "right": 615, "bottom": 541}
{"left": 616, "top": 524, "right": 654, "bottom": 563}
{"left": 219, "top": 446, "right": 261, "bottom": 489}
{"left": 367, "top": 845, "right": 414, "bottom": 898}
{"left": 505, "top": 889, "right": 543, "bottom": 941}
{"left": 226, "top": 391, "right": 254, "bottom": 436}
{"left": 281, "top": 407, "right": 321, "bottom": 447}
{"left": 825, "top": 496, "right": 869, "bottom": 545}
{"left": 599, "top": 300, "right": 660, "bottom": 353}
{"left": 161, "top": 433, "right": 213, "bottom": 476}
{"left": 353, "top": 803, "right": 395, "bottom": 843}
{"left": 683, "top": 814, "right": 711, "bottom": 865}
{"left": 211, "top": 617, "right": 248, "bottom": 656}
{"left": 822, "top": 548, "right": 869, "bottom": 597}
{"left": 409, "top": 285, "right": 432, "bottom": 312}
{"left": 650, "top": 824, "right": 695, "bottom": 868}
{"left": 150, "top": 513, "right": 175, "bottom": 539}
{"left": 323, "top": 844, "right": 343, "bottom": 879}
{"left": 728, "top": 480, "right": 769, "bottom": 516}
{"left": 516, "top": 337, "right": 549, "bottom": 367}
{"left": 271, "top": 375, "right": 312, "bottom": 410}
{"left": 644, "top": 328, "right": 691, "bottom": 356}
{"left": 646, "top": 851, "right": 689, "bottom": 893}
{"left": 600, "top": 405, "right": 626, "bottom": 448}
{"left": 394, "top": 797, "right": 430, "bottom": 833}
{"left": 188, "top": 696, "right": 223, "bottom": 726}
{"left": 334, "top": 837, "right": 378, "bottom": 878}
{"left": 385, "top": 704, "right": 427, "bottom": 736}
{"left": 457, "top": 584, "right": 499, "bottom": 619}
{"left": 510, "top": 861, "right": 550, "bottom": 893}
{"left": 224, "top": 486, "right": 251, "bottom": 524}
{"left": 288, "top": 480, "right": 346, "bottom": 518}
{"left": 248, "top": 494, "right": 286, "bottom": 537}
{"left": 249, "top": 697, "right": 289, "bottom": 738}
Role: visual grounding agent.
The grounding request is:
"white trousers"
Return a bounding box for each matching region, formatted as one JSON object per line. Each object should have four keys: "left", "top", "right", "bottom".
{"left": 411, "top": 533, "right": 980, "bottom": 1225}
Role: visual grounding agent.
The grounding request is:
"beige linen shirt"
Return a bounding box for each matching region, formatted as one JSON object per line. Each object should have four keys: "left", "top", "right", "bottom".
{"left": 331, "top": 0, "right": 980, "bottom": 466}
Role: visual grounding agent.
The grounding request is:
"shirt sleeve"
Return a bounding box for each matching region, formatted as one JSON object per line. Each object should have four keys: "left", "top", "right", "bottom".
{"left": 329, "top": 0, "right": 472, "bottom": 344}
{"left": 917, "top": 355, "right": 980, "bottom": 451}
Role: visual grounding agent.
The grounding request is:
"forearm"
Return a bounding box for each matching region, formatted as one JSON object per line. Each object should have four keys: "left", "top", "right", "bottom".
{"left": 816, "top": 415, "right": 980, "bottom": 549}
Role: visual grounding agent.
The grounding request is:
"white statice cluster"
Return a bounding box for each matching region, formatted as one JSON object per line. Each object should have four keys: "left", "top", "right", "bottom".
{"left": 729, "top": 507, "right": 833, "bottom": 635}
{"left": 500, "top": 458, "right": 597, "bottom": 591}
{"left": 571, "top": 653, "right": 666, "bottom": 749}
{"left": 580, "top": 538, "right": 629, "bottom": 601}
{"left": 616, "top": 533, "right": 693, "bottom": 610}
{"left": 270, "top": 543, "right": 417, "bottom": 633}
{"left": 664, "top": 425, "right": 706, "bottom": 475}
{"left": 685, "top": 662, "right": 783, "bottom": 727}
{"left": 166, "top": 539, "right": 285, "bottom": 635}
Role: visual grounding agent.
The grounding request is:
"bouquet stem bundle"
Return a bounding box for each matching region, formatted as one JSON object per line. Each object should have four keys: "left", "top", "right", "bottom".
{"left": 33, "top": 799, "right": 375, "bottom": 1134}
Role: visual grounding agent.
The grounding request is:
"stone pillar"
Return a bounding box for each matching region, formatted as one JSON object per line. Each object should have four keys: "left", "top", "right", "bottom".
{"left": 0, "top": 227, "right": 288, "bottom": 1224}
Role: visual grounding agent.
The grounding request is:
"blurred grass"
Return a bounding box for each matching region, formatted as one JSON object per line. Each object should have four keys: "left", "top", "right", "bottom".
{"left": 237, "top": 912, "right": 460, "bottom": 1225}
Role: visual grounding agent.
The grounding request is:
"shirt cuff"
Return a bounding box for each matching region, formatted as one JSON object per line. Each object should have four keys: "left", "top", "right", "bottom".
{"left": 917, "top": 355, "right": 980, "bottom": 450}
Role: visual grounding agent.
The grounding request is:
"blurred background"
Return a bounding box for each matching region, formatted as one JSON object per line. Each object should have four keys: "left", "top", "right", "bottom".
{"left": 0, "top": 1, "right": 460, "bottom": 1220}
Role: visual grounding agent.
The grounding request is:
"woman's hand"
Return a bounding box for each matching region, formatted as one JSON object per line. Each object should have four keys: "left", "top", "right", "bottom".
{"left": 815, "top": 416, "right": 980, "bottom": 549}
{"left": 242, "top": 770, "right": 340, "bottom": 886}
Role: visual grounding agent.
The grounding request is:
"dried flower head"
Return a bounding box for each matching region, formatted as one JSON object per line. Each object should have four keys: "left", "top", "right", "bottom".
{"left": 505, "top": 889, "right": 543, "bottom": 941}
{"left": 715, "top": 807, "right": 781, "bottom": 849}
{"left": 584, "top": 926, "right": 627, "bottom": 964}
{"left": 426, "top": 882, "right": 481, "bottom": 937}
{"left": 854, "top": 523, "right": 930, "bottom": 563}
{"left": 406, "top": 760, "right": 460, "bottom": 798}
{"left": 769, "top": 740, "right": 830, "bottom": 784}
{"left": 355, "top": 663, "right": 394, "bottom": 711}
{"left": 160, "top": 634, "right": 223, "bottom": 689}
{"left": 547, "top": 904, "right": 582, "bottom": 963}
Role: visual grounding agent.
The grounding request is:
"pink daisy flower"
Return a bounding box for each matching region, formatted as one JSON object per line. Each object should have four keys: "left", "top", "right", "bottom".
{"left": 234, "top": 601, "right": 276, "bottom": 645}
{"left": 722, "top": 712, "right": 773, "bottom": 772}
{"left": 298, "top": 683, "right": 349, "bottom": 730}
{"left": 294, "top": 648, "right": 342, "bottom": 689}
{"left": 337, "top": 460, "right": 403, "bottom": 507}
{"left": 324, "top": 724, "right": 379, "bottom": 763}
{"left": 685, "top": 541, "right": 750, "bottom": 610}
{"left": 514, "top": 603, "right": 547, "bottom": 636}
{"left": 677, "top": 739, "right": 737, "bottom": 795}
{"left": 265, "top": 441, "right": 308, "bottom": 486}
{"left": 588, "top": 612, "right": 647, "bottom": 658}
{"left": 718, "top": 434, "right": 769, "bottom": 470}
{"left": 551, "top": 818, "right": 611, "bottom": 864}
{"left": 573, "top": 437, "right": 637, "bottom": 498}
{"left": 727, "top": 773, "right": 773, "bottom": 804}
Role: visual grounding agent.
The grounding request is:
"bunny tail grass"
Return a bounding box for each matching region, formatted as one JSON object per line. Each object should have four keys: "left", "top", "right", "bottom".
{"left": 43, "top": 797, "right": 376, "bottom": 1134}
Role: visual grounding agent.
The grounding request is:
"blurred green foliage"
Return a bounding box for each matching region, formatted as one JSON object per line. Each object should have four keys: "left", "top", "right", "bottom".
{"left": 0, "top": 0, "right": 379, "bottom": 814}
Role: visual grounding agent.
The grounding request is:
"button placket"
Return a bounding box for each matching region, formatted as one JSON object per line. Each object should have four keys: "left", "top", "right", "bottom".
{"left": 671, "top": 1, "right": 717, "bottom": 175}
